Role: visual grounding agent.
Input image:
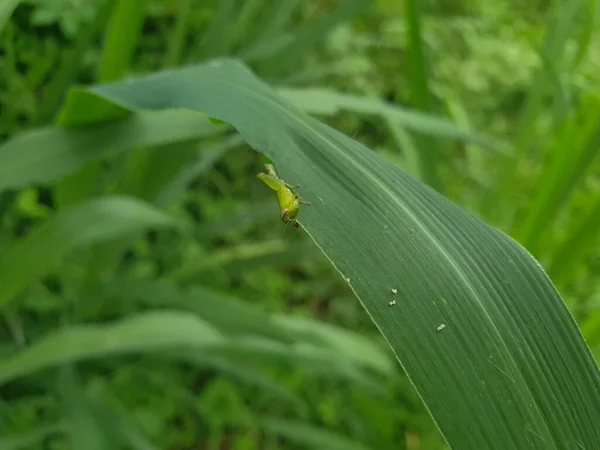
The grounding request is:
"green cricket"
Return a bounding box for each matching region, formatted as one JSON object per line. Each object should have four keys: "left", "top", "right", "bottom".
{"left": 257, "top": 163, "right": 311, "bottom": 229}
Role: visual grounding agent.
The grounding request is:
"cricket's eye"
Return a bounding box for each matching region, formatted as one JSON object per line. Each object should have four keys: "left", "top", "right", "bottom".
{"left": 280, "top": 209, "right": 289, "bottom": 222}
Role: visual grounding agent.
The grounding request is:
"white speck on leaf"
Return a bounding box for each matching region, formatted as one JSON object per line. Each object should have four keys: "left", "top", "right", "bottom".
{"left": 391, "top": 288, "right": 397, "bottom": 294}
{"left": 436, "top": 323, "right": 446, "bottom": 332}
{"left": 388, "top": 300, "right": 396, "bottom": 306}
{"left": 344, "top": 277, "right": 350, "bottom": 283}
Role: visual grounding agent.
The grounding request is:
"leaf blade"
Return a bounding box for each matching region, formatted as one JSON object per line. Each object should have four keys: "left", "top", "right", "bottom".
{"left": 0, "top": 110, "right": 221, "bottom": 194}
{"left": 0, "top": 196, "right": 183, "bottom": 308}
{"left": 0, "top": 311, "right": 222, "bottom": 385}
{"left": 276, "top": 86, "right": 508, "bottom": 152}
{"left": 73, "top": 59, "right": 600, "bottom": 449}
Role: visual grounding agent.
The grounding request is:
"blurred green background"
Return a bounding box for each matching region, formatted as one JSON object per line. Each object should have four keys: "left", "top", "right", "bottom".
{"left": 1, "top": 0, "right": 600, "bottom": 449}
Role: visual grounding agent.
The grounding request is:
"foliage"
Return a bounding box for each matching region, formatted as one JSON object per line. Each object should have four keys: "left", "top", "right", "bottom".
{"left": 1, "top": 0, "right": 600, "bottom": 449}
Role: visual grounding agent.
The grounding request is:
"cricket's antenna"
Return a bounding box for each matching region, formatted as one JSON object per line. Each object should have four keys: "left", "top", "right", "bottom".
{"left": 282, "top": 221, "right": 291, "bottom": 235}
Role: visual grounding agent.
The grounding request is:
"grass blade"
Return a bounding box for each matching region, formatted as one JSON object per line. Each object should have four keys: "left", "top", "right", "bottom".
{"left": 260, "top": 418, "right": 371, "bottom": 450}
{"left": 0, "top": 196, "right": 183, "bottom": 309}
{"left": 59, "top": 366, "right": 112, "bottom": 450}
{"left": 277, "top": 87, "right": 508, "bottom": 152}
{"left": 86, "top": 277, "right": 391, "bottom": 392}
{"left": 164, "top": 0, "right": 194, "bottom": 67}
{"left": 514, "top": 105, "right": 600, "bottom": 255}
{"left": 248, "top": 0, "right": 370, "bottom": 73}
{"left": 443, "top": 92, "right": 489, "bottom": 189}
{"left": 108, "top": 277, "right": 389, "bottom": 371}
{"left": 240, "top": 0, "right": 303, "bottom": 50}
{"left": 488, "top": 0, "right": 582, "bottom": 222}
{"left": 0, "top": 311, "right": 222, "bottom": 385}
{"left": 195, "top": 0, "right": 238, "bottom": 60}
{"left": 403, "top": 0, "right": 439, "bottom": 190}
{"left": 77, "top": 66, "right": 505, "bottom": 152}
{"left": 0, "top": 110, "right": 222, "bottom": 194}
{"left": 35, "top": 0, "right": 116, "bottom": 125}
{"left": 98, "top": 0, "right": 146, "bottom": 82}
{"left": 86, "top": 398, "right": 160, "bottom": 450}
{"left": 73, "top": 59, "right": 600, "bottom": 449}
{"left": 572, "top": 0, "right": 598, "bottom": 69}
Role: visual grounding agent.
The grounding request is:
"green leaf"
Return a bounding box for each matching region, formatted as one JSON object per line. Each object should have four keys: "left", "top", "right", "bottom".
{"left": 91, "top": 278, "right": 305, "bottom": 345}
{"left": 0, "top": 311, "right": 222, "bottom": 385}
{"left": 86, "top": 398, "right": 159, "bottom": 450}
{"left": 0, "top": 110, "right": 222, "bottom": 194}
{"left": 69, "top": 59, "right": 600, "bottom": 449}
{"left": 277, "top": 87, "right": 508, "bottom": 152}
{"left": 185, "top": 284, "right": 393, "bottom": 374}
{"left": 194, "top": 0, "right": 237, "bottom": 60}
{"left": 59, "top": 366, "right": 113, "bottom": 450}
{"left": 442, "top": 90, "right": 489, "bottom": 190}
{"left": 266, "top": 0, "right": 371, "bottom": 72}
{"left": 260, "top": 418, "right": 371, "bottom": 450}
{"left": 241, "top": 0, "right": 370, "bottom": 71}
{"left": 35, "top": 0, "right": 116, "bottom": 125}
{"left": 210, "top": 336, "right": 387, "bottom": 395}
{"left": 489, "top": 0, "right": 583, "bottom": 223}
{"left": 238, "top": 0, "right": 302, "bottom": 50}
{"left": 403, "top": 0, "right": 438, "bottom": 189}
{"left": 98, "top": 0, "right": 146, "bottom": 82}
{"left": 86, "top": 277, "right": 389, "bottom": 394}
{"left": 0, "top": 196, "right": 183, "bottom": 309}
{"left": 572, "top": 0, "right": 598, "bottom": 69}
{"left": 164, "top": 0, "right": 194, "bottom": 67}
{"left": 272, "top": 314, "right": 393, "bottom": 374}
{"left": 514, "top": 103, "right": 600, "bottom": 256}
